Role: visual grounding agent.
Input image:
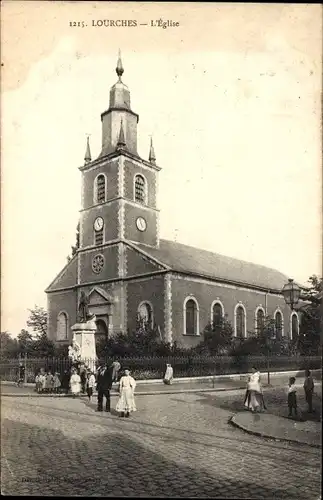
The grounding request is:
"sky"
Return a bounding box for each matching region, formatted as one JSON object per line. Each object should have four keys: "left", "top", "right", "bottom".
{"left": 1, "top": 2, "right": 322, "bottom": 336}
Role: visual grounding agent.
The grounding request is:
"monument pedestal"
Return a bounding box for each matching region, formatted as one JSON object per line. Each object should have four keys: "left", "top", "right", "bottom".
{"left": 71, "top": 319, "right": 97, "bottom": 372}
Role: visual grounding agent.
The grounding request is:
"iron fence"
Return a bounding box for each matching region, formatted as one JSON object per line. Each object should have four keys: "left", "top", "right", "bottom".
{"left": 0, "top": 354, "right": 321, "bottom": 383}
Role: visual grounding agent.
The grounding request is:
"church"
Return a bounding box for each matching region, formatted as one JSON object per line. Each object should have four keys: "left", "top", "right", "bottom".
{"left": 46, "top": 53, "right": 299, "bottom": 348}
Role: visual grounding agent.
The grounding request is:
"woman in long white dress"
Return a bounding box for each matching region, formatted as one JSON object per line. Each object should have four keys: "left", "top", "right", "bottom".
{"left": 70, "top": 369, "right": 81, "bottom": 397}
{"left": 163, "top": 364, "right": 174, "bottom": 385}
{"left": 244, "top": 367, "right": 264, "bottom": 412}
{"left": 116, "top": 369, "right": 136, "bottom": 417}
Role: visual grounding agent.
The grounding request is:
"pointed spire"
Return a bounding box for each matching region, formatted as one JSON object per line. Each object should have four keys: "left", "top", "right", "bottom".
{"left": 117, "top": 119, "right": 126, "bottom": 149}
{"left": 116, "top": 49, "right": 124, "bottom": 81}
{"left": 149, "top": 136, "right": 156, "bottom": 164}
{"left": 84, "top": 135, "right": 91, "bottom": 164}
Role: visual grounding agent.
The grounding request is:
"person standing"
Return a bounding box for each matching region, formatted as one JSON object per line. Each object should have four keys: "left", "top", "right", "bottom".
{"left": 61, "top": 369, "right": 70, "bottom": 394}
{"left": 116, "top": 369, "right": 137, "bottom": 418}
{"left": 79, "top": 364, "right": 88, "bottom": 394}
{"left": 86, "top": 371, "right": 96, "bottom": 403}
{"left": 39, "top": 369, "right": 46, "bottom": 393}
{"left": 163, "top": 364, "right": 174, "bottom": 385}
{"left": 244, "top": 367, "right": 264, "bottom": 412}
{"left": 288, "top": 376, "right": 298, "bottom": 418}
{"left": 304, "top": 369, "right": 314, "bottom": 413}
{"left": 96, "top": 361, "right": 121, "bottom": 412}
{"left": 17, "top": 363, "right": 25, "bottom": 387}
{"left": 46, "top": 370, "right": 54, "bottom": 393}
{"left": 53, "top": 372, "right": 61, "bottom": 394}
{"left": 70, "top": 368, "right": 81, "bottom": 398}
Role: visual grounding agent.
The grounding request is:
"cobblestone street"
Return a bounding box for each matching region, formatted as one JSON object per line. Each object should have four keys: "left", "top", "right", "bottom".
{"left": 1, "top": 391, "right": 321, "bottom": 498}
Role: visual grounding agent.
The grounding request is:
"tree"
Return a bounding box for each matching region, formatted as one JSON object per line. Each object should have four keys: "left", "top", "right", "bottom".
{"left": 0, "top": 331, "right": 19, "bottom": 359}
{"left": 31, "top": 332, "right": 56, "bottom": 358}
{"left": 27, "top": 306, "right": 47, "bottom": 337}
{"left": 96, "top": 319, "right": 173, "bottom": 358}
{"left": 197, "top": 315, "right": 234, "bottom": 355}
{"left": 17, "top": 329, "right": 34, "bottom": 353}
{"left": 297, "top": 275, "right": 322, "bottom": 355}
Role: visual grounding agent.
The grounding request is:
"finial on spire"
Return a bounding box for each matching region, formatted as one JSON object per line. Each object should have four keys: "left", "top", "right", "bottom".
{"left": 116, "top": 49, "right": 124, "bottom": 81}
{"left": 84, "top": 135, "right": 92, "bottom": 164}
{"left": 117, "top": 119, "right": 126, "bottom": 149}
{"left": 149, "top": 136, "right": 156, "bottom": 164}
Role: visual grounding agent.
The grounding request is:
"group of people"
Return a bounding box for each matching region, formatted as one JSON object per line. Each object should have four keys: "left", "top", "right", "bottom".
{"left": 32, "top": 361, "right": 173, "bottom": 417}
{"left": 35, "top": 369, "right": 61, "bottom": 393}
{"left": 243, "top": 366, "right": 315, "bottom": 417}
{"left": 31, "top": 362, "right": 315, "bottom": 419}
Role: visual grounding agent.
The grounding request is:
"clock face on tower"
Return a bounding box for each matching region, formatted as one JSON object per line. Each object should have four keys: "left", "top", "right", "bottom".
{"left": 94, "top": 216, "right": 104, "bottom": 232}
{"left": 136, "top": 216, "right": 147, "bottom": 232}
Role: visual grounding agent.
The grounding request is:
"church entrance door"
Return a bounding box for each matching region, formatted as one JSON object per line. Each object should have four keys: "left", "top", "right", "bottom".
{"left": 95, "top": 319, "right": 109, "bottom": 354}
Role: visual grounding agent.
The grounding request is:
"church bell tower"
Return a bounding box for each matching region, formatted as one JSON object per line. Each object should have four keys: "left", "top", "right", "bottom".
{"left": 78, "top": 52, "right": 161, "bottom": 286}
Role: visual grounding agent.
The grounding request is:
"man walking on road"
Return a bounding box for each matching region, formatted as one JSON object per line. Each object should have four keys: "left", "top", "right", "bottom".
{"left": 96, "top": 361, "right": 121, "bottom": 412}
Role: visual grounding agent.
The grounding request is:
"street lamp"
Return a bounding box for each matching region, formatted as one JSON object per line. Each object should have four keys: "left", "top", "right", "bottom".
{"left": 282, "top": 278, "right": 301, "bottom": 310}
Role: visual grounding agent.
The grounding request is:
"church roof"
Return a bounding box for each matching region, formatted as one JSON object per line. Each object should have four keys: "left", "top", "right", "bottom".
{"left": 135, "top": 239, "right": 289, "bottom": 292}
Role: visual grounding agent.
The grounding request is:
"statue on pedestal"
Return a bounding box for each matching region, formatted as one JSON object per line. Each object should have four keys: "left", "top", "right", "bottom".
{"left": 78, "top": 292, "right": 91, "bottom": 323}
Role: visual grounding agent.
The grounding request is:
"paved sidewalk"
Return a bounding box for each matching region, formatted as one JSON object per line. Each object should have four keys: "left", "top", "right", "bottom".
{"left": 1, "top": 378, "right": 246, "bottom": 396}
{"left": 230, "top": 411, "right": 321, "bottom": 448}
{"left": 3, "top": 372, "right": 320, "bottom": 397}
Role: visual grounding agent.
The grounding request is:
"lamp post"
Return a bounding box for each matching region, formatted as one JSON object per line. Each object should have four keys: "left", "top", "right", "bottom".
{"left": 282, "top": 278, "right": 301, "bottom": 311}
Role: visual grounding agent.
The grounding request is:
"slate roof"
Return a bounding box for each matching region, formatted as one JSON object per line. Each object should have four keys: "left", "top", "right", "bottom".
{"left": 135, "top": 239, "right": 289, "bottom": 292}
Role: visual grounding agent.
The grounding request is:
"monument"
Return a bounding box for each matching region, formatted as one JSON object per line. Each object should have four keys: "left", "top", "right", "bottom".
{"left": 68, "top": 292, "right": 98, "bottom": 372}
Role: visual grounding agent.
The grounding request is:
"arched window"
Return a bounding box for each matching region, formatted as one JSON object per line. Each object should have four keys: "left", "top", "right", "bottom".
{"left": 212, "top": 302, "right": 223, "bottom": 327}
{"left": 95, "top": 174, "right": 106, "bottom": 204}
{"left": 134, "top": 174, "right": 146, "bottom": 204}
{"left": 57, "top": 312, "right": 68, "bottom": 340}
{"left": 291, "top": 313, "right": 299, "bottom": 339}
{"left": 256, "top": 308, "right": 265, "bottom": 335}
{"left": 184, "top": 297, "right": 199, "bottom": 335}
{"left": 275, "top": 310, "right": 283, "bottom": 339}
{"left": 235, "top": 304, "right": 246, "bottom": 338}
{"left": 137, "top": 302, "right": 153, "bottom": 328}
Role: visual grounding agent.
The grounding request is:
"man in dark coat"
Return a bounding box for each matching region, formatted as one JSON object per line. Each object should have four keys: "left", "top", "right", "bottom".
{"left": 17, "top": 363, "right": 25, "bottom": 387}
{"left": 79, "top": 364, "right": 88, "bottom": 394}
{"left": 96, "top": 361, "right": 121, "bottom": 412}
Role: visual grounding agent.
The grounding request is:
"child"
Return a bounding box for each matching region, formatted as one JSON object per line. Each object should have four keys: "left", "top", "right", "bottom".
{"left": 45, "top": 371, "right": 54, "bottom": 393}
{"left": 86, "top": 371, "right": 96, "bottom": 403}
{"left": 288, "top": 376, "right": 298, "bottom": 418}
{"left": 35, "top": 372, "right": 41, "bottom": 393}
{"left": 70, "top": 368, "right": 81, "bottom": 397}
{"left": 39, "top": 370, "right": 46, "bottom": 393}
{"left": 116, "top": 369, "right": 136, "bottom": 418}
{"left": 53, "top": 372, "right": 61, "bottom": 394}
{"left": 304, "top": 369, "right": 314, "bottom": 413}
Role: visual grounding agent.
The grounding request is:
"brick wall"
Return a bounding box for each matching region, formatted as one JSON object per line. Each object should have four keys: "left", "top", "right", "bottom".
{"left": 79, "top": 245, "right": 119, "bottom": 283}
{"left": 47, "top": 290, "right": 77, "bottom": 343}
{"left": 124, "top": 204, "right": 158, "bottom": 246}
{"left": 171, "top": 274, "right": 294, "bottom": 348}
{"left": 81, "top": 201, "right": 119, "bottom": 248}
{"left": 124, "top": 160, "right": 157, "bottom": 207}
{"left": 126, "top": 276, "right": 165, "bottom": 334}
{"left": 82, "top": 159, "right": 119, "bottom": 210}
